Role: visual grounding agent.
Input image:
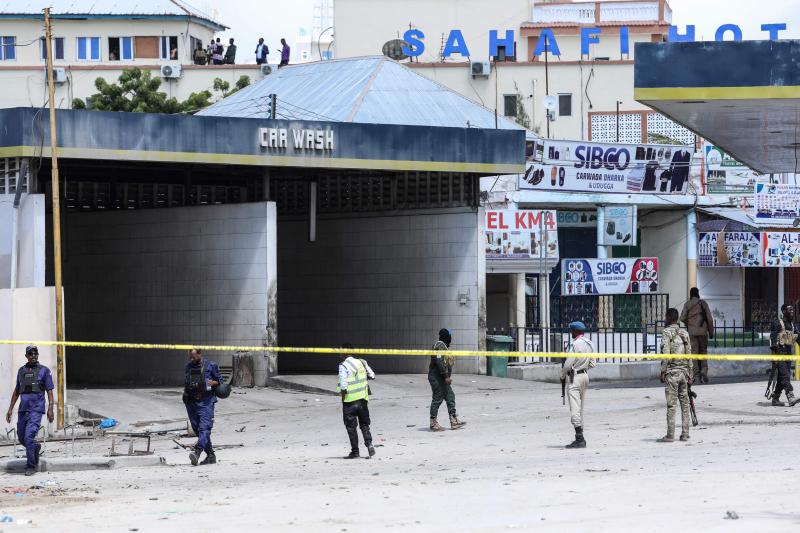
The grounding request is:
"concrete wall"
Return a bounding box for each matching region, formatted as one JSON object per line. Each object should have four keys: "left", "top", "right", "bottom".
{"left": 641, "top": 210, "right": 687, "bottom": 310}
{"left": 277, "top": 209, "right": 485, "bottom": 374}
{"left": 63, "top": 202, "right": 277, "bottom": 386}
{"left": 0, "top": 194, "right": 46, "bottom": 290}
{"left": 697, "top": 267, "right": 744, "bottom": 325}
{"left": 0, "top": 287, "right": 63, "bottom": 436}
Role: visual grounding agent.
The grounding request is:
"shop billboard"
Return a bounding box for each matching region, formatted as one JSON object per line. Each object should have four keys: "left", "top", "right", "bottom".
{"left": 599, "top": 205, "right": 637, "bottom": 246}
{"left": 754, "top": 183, "right": 800, "bottom": 224}
{"left": 519, "top": 140, "right": 691, "bottom": 195}
{"left": 697, "top": 231, "right": 762, "bottom": 267}
{"left": 561, "top": 257, "right": 659, "bottom": 295}
{"left": 485, "top": 209, "right": 559, "bottom": 261}
{"left": 763, "top": 232, "right": 800, "bottom": 267}
{"left": 703, "top": 143, "right": 760, "bottom": 193}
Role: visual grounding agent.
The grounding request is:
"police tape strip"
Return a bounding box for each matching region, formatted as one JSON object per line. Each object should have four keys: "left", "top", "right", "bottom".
{"left": 0, "top": 339, "right": 798, "bottom": 362}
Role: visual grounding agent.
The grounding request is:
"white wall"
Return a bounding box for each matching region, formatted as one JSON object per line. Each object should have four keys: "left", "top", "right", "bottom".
{"left": 62, "top": 202, "right": 277, "bottom": 385}
{"left": 277, "top": 209, "right": 485, "bottom": 374}
{"left": 0, "top": 194, "right": 46, "bottom": 290}
{"left": 0, "top": 287, "right": 63, "bottom": 436}
{"left": 696, "top": 267, "right": 744, "bottom": 325}
{"left": 641, "top": 210, "right": 688, "bottom": 310}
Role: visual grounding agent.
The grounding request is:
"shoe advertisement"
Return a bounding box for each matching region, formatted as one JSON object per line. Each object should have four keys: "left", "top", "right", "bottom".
{"left": 562, "top": 257, "right": 658, "bottom": 295}
{"left": 599, "top": 205, "right": 637, "bottom": 246}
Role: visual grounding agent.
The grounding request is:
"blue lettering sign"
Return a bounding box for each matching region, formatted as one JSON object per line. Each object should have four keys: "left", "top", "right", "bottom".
{"left": 443, "top": 29, "right": 470, "bottom": 58}
{"left": 598, "top": 261, "right": 626, "bottom": 275}
{"left": 489, "top": 30, "right": 515, "bottom": 57}
{"left": 580, "top": 27, "right": 601, "bottom": 56}
{"left": 619, "top": 26, "right": 630, "bottom": 55}
{"left": 532, "top": 29, "right": 560, "bottom": 57}
{"left": 402, "top": 29, "right": 425, "bottom": 57}
{"left": 761, "top": 23, "right": 786, "bottom": 40}
{"left": 668, "top": 25, "right": 696, "bottom": 42}
{"left": 574, "top": 145, "right": 630, "bottom": 171}
{"left": 715, "top": 23, "right": 743, "bottom": 41}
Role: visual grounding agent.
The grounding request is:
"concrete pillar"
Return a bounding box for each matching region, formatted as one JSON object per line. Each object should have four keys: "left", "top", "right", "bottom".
{"left": 686, "top": 210, "right": 697, "bottom": 295}
{"left": 539, "top": 273, "right": 549, "bottom": 351}
{"left": 596, "top": 206, "right": 609, "bottom": 259}
{"left": 508, "top": 273, "right": 527, "bottom": 351}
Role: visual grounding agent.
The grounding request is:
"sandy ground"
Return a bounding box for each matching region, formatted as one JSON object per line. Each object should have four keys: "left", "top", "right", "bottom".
{"left": 1, "top": 374, "right": 799, "bottom": 532}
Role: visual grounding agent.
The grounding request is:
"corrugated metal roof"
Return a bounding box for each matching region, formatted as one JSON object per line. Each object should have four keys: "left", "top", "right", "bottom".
{"left": 0, "top": 0, "right": 224, "bottom": 29}
{"left": 198, "top": 56, "right": 525, "bottom": 130}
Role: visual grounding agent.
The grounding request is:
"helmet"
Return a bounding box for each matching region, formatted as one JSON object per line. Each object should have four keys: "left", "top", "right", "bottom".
{"left": 25, "top": 345, "right": 39, "bottom": 356}
{"left": 214, "top": 382, "right": 232, "bottom": 399}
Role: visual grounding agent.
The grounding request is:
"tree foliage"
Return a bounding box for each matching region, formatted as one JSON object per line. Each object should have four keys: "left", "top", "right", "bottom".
{"left": 72, "top": 68, "right": 251, "bottom": 114}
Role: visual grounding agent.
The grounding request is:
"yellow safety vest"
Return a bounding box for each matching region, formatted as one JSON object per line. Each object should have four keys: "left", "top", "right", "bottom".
{"left": 337, "top": 358, "right": 369, "bottom": 402}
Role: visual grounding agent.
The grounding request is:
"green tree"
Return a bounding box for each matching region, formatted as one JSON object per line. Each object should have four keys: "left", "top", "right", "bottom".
{"left": 512, "top": 82, "right": 531, "bottom": 130}
{"left": 73, "top": 68, "right": 251, "bottom": 114}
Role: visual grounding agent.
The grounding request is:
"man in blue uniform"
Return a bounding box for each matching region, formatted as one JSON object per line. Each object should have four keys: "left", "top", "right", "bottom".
{"left": 5, "top": 345, "right": 55, "bottom": 476}
{"left": 182, "top": 348, "right": 223, "bottom": 466}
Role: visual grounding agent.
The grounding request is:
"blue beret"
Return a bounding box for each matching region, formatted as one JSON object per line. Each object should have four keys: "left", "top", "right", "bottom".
{"left": 568, "top": 321, "right": 586, "bottom": 331}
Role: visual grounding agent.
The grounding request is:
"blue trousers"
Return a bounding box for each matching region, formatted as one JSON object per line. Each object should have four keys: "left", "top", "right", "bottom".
{"left": 17, "top": 411, "right": 42, "bottom": 468}
{"left": 186, "top": 403, "right": 214, "bottom": 452}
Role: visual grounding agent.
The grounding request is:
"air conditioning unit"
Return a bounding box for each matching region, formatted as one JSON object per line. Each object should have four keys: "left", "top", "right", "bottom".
{"left": 160, "top": 64, "right": 182, "bottom": 79}
{"left": 260, "top": 64, "right": 273, "bottom": 76}
{"left": 470, "top": 60, "right": 491, "bottom": 78}
{"left": 45, "top": 67, "right": 67, "bottom": 84}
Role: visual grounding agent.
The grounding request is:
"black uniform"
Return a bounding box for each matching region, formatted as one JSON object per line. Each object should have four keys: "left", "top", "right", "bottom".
{"left": 769, "top": 318, "right": 796, "bottom": 403}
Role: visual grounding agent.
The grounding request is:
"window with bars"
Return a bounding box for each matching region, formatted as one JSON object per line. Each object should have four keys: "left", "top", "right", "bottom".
{"left": 0, "top": 158, "right": 27, "bottom": 195}
{"left": 590, "top": 112, "right": 694, "bottom": 145}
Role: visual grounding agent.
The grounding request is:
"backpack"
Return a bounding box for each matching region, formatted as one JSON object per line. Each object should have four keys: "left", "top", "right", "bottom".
{"left": 434, "top": 340, "right": 455, "bottom": 369}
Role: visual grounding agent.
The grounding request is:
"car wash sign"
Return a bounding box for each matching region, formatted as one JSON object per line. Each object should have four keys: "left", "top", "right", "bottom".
{"left": 519, "top": 140, "right": 691, "bottom": 195}
{"left": 562, "top": 258, "right": 658, "bottom": 295}
{"left": 485, "top": 209, "right": 558, "bottom": 260}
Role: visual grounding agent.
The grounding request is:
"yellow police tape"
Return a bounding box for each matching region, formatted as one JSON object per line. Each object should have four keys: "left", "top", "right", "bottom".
{"left": 0, "top": 339, "right": 798, "bottom": 362}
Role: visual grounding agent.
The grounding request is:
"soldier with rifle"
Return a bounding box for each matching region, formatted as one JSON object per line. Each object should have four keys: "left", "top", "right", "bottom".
{"left": 768, "top": 304, "right": 800, "bottom": 407}
{"left": 658, "top": 308, "right": 694, "bottom": 442}
{"left": 560, "top": 321, "right": 595, "bottom": 449}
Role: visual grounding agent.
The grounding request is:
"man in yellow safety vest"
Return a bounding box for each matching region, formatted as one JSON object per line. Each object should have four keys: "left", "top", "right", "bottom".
{"left": 337, "top": 343, "right": 376, "bottom": 459}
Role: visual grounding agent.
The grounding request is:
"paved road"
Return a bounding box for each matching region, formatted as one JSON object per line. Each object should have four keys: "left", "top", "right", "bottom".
{"left": 2, "top": 375, "right": 798, "bottom": 531}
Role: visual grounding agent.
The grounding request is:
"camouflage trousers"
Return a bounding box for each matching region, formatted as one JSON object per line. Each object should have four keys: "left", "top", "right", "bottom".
{"left": 665, "top": 370, "right": 690, "bottom": 438}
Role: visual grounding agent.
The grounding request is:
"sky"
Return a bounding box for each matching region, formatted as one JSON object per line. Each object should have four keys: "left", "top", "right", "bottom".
{"left": 202, "top": 0, "right": 800, "bottom": 64}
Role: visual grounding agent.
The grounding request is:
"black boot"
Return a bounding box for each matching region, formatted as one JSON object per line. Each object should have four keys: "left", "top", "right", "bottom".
{"left": 566, "top": 426, "right": 586, "bottom": 449}
{"left": 772, "top": 395, "right": 785, "bottom": 406}
{"left": 189, "top": 447, "right": 202, "bottom": 466}
{"left": 200, "top": 448, "right": 216, "bottom": 465}
{"left": 788, "top": 392, "right": 800, "bottom": 407}
{"left": 345, "top": 450, "right": 359, "bottom": 459}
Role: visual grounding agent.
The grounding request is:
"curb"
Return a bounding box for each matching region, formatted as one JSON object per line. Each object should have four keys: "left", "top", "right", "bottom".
{"left": 1, "top": 455, "right": 165, "bottom": 473}
{"left": 266, "top": 377, "right": 337, "bottom": 396}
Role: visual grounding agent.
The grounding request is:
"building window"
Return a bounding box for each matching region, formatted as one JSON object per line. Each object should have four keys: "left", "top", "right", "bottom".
{"left": 503, "top": 94, "right": 518, "bottom": 118}
{"left": 77, "top": 37, "right": 101, "bottom": 61}
{"left": 558, "top": 93, "right": 572, "bottom": 116}
{"left": 108, "top": 37, "right": 133, "bottom": 60}
{"left": 40, "top": 37, "right": 65, "bottom": 60}
{"left": 493, "top": 43, "right": 516, "bottom": 62}
{"left": 160, "top": 36, "right": 179, "bottom": 60}
{"left": 0, "top": 36, "right": 16, "bottom": 60}
{"left": 189, "top": 36, "right": 203, "bottom": 55}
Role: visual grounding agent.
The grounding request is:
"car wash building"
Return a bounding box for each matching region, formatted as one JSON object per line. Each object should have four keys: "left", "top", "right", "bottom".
{"left": 0, "top": 56, "right": 523, "bottom": 387}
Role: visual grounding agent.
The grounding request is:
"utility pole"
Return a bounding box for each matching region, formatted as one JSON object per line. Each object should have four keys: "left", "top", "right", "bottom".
{"left": 44, "top": 8, "right": 66, "bottom": 429}
{"left": 544, "top": 45, "right": 550, "bottom": 139}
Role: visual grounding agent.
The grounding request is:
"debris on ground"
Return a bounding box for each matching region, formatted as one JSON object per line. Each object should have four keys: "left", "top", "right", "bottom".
{"left": 724, "top": 511, "right": 740, "bottom": 520}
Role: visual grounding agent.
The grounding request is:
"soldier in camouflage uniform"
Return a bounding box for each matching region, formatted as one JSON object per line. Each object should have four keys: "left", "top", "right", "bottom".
{"left": 658, "top": 308, "right": 694, "bottom": 442}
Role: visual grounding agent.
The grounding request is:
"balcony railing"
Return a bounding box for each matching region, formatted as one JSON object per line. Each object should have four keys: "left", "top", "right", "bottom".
{"left": 532, "top": 1, "right": 666, "bottom": 24}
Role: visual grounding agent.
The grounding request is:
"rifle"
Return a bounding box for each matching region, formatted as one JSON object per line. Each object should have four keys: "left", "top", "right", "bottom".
{"left": 561, "top": 378, "right": 566, "bottom": 405}
{"left": 765, "top": 350, "right": 778, "bottom": 399}
{"left": 688, "top": 384, "right": 698, "bottom": 426}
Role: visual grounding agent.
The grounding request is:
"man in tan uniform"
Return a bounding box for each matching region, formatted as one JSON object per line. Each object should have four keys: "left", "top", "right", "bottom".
{"left": 560, "top": 321, "right": 596, "bottom": 449}
{"left": 680, "top": 287, "right": 714, "bottom": 383}
{"left": 659, "top": 308, "right": 694, "bottom": 442}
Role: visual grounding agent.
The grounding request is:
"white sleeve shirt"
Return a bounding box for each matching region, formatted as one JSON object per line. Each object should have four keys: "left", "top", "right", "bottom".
{"left": 338, "top": 357, "right": 375, "bottom": 390}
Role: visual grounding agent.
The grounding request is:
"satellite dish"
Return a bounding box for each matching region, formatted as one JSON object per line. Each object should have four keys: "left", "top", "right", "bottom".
{"left": 382, "top": 39, "right": 410, "bottom": 61}
{"left": 543, "top": 95, "right": 558, "bottom": 111}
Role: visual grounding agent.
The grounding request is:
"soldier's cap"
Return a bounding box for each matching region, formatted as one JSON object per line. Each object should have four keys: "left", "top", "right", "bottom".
{"left": 25, "top": 345, "right": 39, "bottom": 356}
{"left": 568, "top": 321, "right": 586, "bottom": 332}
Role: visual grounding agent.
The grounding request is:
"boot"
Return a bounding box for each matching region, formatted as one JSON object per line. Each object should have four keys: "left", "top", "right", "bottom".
{"left": 449, "top": 415, "right": 466, "bottom": 430}
{"left": 679, "top": 433, "right": 690, "bottom": 442}
{"left": 565, "top": 426, "right": 586, "bottom": 448}
{"left": 25, "top": 467, "right": 36, "bottom": 476}
{"left": 345, "top": 450, "right": 359, "bottom": 459}
{"left": 34, "top": 443, "right": 41, "bottom": 465}
{"left": 657, "top": 435, "right": 675, "bottom": 442}
{"left": 788, "top": 393, "right": 800, "bottom": 407}
{"left": 199, "top": 448, "right": 216, "bottom": 465}
{"left": 430, "top": 418, "right": 445, "bottom": 432}
{"left": 367, "top": 445, "right": 376, "bottom": 457}
{"left": 772, "top": 396, "right": 785, "bottom": 406}
{"left": 189, "top": 447, "right": 201, "bottom": 466}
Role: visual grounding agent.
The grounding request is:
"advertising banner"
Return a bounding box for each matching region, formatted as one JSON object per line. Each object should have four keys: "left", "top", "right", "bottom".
{"left": 485, "top": 209, "right": 559, "bottom": 261}
{"left": 697, "top": 231, "right": 762, "bottom": 267}
{"left": 754, "top": 183, "right": 800, "bottom": 224}
{"left": 519, "top": 139, "right": 691, "bottom": 195}
{"left": 599, "top": 205, "right": 637, "bottom": 246}
{"left": 703, "top": 143, "right": 760, "bottom": 193}
{"left": 762, "top": 232, "right": 800, "bottom": 267}
{"left": 561, "top": 257, "right": 659, "bottom": 295}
